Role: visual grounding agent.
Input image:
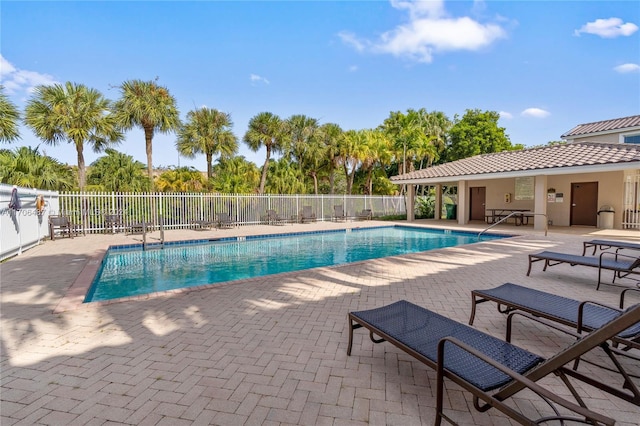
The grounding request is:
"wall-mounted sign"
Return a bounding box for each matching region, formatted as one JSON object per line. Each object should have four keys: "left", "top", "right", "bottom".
{"left": 515, "top": 177, "right": 535, "bottom": 200}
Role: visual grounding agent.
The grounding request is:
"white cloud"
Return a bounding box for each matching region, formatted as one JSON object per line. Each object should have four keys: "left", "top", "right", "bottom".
{"left": 339, "top": 0, "right": 507, "bottom": 63}
{"left": 0, "top": 55, "right": 58, "bottom": 95}
{"left": 614, "top": 63, "right": 640, "bottom": 73}
{"left": 337, "top": 31, "right": 367, "bottom": 52}
{"left": 499, "top": 111, "right": 513, "bottom": 119}
{"left": 249, "top": 74, "right": 269, "bottom": 85}
{"left": 574, "top": 17, "right": 638, "bottom": 38}
{"left": 521, "top": 108, "right": 550, "bottom": 118}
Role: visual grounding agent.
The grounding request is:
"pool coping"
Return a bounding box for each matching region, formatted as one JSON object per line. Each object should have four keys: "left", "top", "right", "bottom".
{"left": 53, "top": 225, "right": 516, "bottom": 313}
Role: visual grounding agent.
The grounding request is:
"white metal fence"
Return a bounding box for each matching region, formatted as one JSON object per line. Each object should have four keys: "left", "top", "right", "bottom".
{"left": 1, "top": 184, "right": 59, "bottom": 261}
{"left": 57, "top": 192, "right": 407, "bottom": 233}
{"left": 623, "top": 174, "right": 640, "bottom": 229}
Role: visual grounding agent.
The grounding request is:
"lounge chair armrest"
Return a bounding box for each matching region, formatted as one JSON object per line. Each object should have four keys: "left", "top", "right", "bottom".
{"left": 620, "top": 288, "right": 640, "bottom": 309}
{"left": 506, "top": 311, "right": 582, "bottom": 343}
{"left": 436, "top": 337, "right": 615, "bottom": 426}
{"left": 599, "top": 250, "right": 639, "bottom": 263}
{"left": 577, "top": 301, "right": 621, "bottom": 333}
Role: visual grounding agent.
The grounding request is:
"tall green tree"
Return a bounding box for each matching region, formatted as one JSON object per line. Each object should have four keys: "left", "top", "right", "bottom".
{"left": 86, "top": 148, "right": 150, "bottom": 191}
{"left": 113, "top": 79, "right": 181, "bottom": 188}
{"left": 265, "top": 158, "right": 306, "bottom": 194}
{"left": 360, "top": 129, "right": 392, "bottom": 195}
{"left": 339, "top": 129, "right": 367, "bottom": 194}
{"left": 445, "top": 109, "right": 522, "bottom": 162}
{"left": 155, "top": 166, "right": 207, "bottom": 192}
{"left": 0, "top": 145, "right": 75, "bottom": 190}
{"left": 382, "top": 108, "right": 444, "bottom": 176}
{"left": 24, "top": 82, "right": 122, "bottom": 189}
{"left": 284, "top": 114, "right": 318, "bottom": 164}
{"left": 318, "top": 123, "right": 343, "bottom": 194}
{"left": 0, "top": 86, "right": 20, "bottom": 143}
{"left": 211, "top": 156, "right": 260, "bottom": 193}
{"left": 243, "top": 112, "right": 285, "bottom": 194}
{"left": 284, "top": 115, "right": 326, "bottom": 194}
{"left": 176, "top": 108, "right": 238, "bottom": 180}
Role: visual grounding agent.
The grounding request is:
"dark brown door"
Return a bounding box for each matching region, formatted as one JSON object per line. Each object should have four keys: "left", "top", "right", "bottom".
{"left": 469, "top": 187, "right": 486, "bottom": 221}
{"left": 570, "top": 182, "right": 598, "bottom": 226}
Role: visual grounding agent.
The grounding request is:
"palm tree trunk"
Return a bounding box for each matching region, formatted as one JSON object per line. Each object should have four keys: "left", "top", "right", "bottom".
{"left": 206, "top": 152, "right": 213, "bottom": 180}
{"left": 259, "top": 146, "right": 271, "bottom": 194}
{"left": 76, "top": 140, "right": 86, "bottom": 190}
{"left": 343, "top": 163, "right": 350, "bottom": 194}
{"left": 144, "top": 126, "right": 154, "bottom": 190}
{"left": 311, "top": 172, "right": 318, "bottom": 195}
{"left": 329, "top": 165, "right": 335, "bottom": 194}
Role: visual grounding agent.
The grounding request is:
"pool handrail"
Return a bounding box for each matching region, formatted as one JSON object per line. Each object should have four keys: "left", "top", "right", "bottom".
{"left": 478, "top": 212, "right": 548, "bottom": 240}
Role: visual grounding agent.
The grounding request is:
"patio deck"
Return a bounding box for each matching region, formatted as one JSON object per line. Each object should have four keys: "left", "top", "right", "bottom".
{"left": 2, "top": 220, "right": 639, "bottom": 425}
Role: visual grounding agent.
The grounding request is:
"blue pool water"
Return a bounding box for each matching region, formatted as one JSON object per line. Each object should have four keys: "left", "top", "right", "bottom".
{"left": 85, "top": 226, "right": 508, "bottom": 302}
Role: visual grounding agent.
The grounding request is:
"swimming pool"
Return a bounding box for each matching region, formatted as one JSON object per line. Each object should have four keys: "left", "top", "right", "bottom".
{"left": 85, "top": 226, "right": 508, "bottom": 302}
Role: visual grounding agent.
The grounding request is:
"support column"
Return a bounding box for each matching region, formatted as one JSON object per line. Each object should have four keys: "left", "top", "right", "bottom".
{"left": 534, "top": 175, "right": 548, "bottom": 231}
{"left": 457, "top": 180, "right": 467, "bottom": 225}
{"left": 434, "top": 184, "right": 442, "bottom": 220}
{"left": 406, "top": 184, "right": 415, "bottom": 222}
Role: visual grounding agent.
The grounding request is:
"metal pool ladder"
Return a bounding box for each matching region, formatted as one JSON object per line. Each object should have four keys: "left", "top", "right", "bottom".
{"left": 141, "top": 217, "right": 165, "bottom": 250}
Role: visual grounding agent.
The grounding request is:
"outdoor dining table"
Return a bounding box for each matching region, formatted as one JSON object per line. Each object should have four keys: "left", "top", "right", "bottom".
{"left": 485, "top": 208, "right": 532, "bottom": 225}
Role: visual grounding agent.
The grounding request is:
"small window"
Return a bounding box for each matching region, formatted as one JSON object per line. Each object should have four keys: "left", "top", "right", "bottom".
{"left": 624, "top": 134, "right": 640, "bottom": 144}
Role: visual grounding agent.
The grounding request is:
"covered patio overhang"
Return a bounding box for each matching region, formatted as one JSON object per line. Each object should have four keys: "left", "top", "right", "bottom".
{"left": 393, "top": 159, "right": 640, "bottom": 231}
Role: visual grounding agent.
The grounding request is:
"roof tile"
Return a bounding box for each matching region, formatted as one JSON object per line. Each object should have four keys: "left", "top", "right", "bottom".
{"left": 391, "top": 142, "right": 640, "bottom": 181}
{"left": 561, "top": 115, "right": 640, "bottom": 138}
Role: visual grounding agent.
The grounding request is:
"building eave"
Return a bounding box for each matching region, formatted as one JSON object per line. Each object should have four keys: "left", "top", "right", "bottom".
{"left": 391, "top": 161, "right": 640, "bottom": 185}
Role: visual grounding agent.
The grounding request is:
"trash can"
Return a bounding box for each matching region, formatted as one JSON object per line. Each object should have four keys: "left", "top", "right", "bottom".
{"left": 598, "top": 205, "right": 615, "bottom": 229}
{"left": 445, "top": 204, "right": 457, "bottom": 220}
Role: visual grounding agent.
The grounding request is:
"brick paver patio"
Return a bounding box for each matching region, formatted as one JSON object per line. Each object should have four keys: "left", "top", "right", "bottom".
{"left": 2, "top": 220, "right": 639, "bottom": 425}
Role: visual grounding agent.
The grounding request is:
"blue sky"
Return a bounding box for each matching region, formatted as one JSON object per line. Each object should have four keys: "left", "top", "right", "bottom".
{"left": 2, "top": 0, "right": 639, "bottom": 171}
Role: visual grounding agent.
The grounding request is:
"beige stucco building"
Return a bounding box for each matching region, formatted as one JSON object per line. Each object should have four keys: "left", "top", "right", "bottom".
{"left": 391, "top": 115, "right": 640, "bottom": 231}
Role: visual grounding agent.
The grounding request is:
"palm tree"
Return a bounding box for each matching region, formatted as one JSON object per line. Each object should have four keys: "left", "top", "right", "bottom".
{"left": 284, "top": 114, "right": 319, "bottom": 164}
{"left": 339, "top": 129, "right": 367, "bottom": 194}
{"left": 243, "top": 112, "right": 285, "bottom": 194}
{"left": 360, "top": 129, "right": 392, "bottom": 195}
{"left": 86, "top": 148, "right": 150, "bottom": 191}
{"left": 318, "top": 123, "right": 343, "bottom": 194}
{"left": 113, "top": 79, "right": 181, "bottom": 188}
{"left": 284, "top": 114, "right": 325, "bottom": 193}
{"left": 24, "top": 82, "right": 122, "bottom": 189}
{"left": 265, "top": 158, "right": 306, "bottom": 194}
{"left": 0, "top": 86, "right": 20, "bottom": 143}
{"left": 176, "top": 107, "right": 238, "bottom": 180}
{"left": 0, "top": 145, "right": 75, "bottom": 190}
{"left": 155, "top": 166, "right": 207, "bottom": 192}
{"left": 211, "top": 156, "right": 260, "bottom": 193}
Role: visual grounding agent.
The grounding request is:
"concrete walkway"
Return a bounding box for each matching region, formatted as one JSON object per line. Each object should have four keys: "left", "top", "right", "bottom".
{"left": 2, "top": 220, "right": 639, "bottom": 425}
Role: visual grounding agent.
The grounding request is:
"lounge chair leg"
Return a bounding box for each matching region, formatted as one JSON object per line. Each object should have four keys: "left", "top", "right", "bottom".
{"left": 469, "top": 295, "right": 479, "bottom": 325}
{"left": 347, "top": 317, "right": 360, "bottom": 356}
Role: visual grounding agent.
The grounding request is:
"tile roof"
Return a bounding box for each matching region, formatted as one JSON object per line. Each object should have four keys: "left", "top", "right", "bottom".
{"left": 391, "top": 142, "right": 640, "bottom": 182}
{"left": 561, "top": 115, "right": 640, "bottom": 138}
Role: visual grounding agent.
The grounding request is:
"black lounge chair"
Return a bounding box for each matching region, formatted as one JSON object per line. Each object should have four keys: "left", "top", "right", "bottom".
{"left": 300, "top": 206, "right": 316, "bottom": 223}
{"left": 355, "top": 209, "right": 372, "bottom": 220}
{"left": 348, "top": 300, "right": 640, "bottom": 425}
{"left": 527, "top": 250, "right": 640, "bottom": 290}
{"left": 332, "top": 205, "right": 347, "bottom": 222}
{"left": 191, "top": 219, "right": 215, "bottom": 230}
{"left": 470, "top": 282, "right": 640, "bottom": 405}
{"left": 583, "top": 239, "right": 640, "bottom": 256}
{"left": 266, "top": 209, "right": 287, "bottom": 225}
{"left": 217, "top": 212, "right": 235, "bottom": 229}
